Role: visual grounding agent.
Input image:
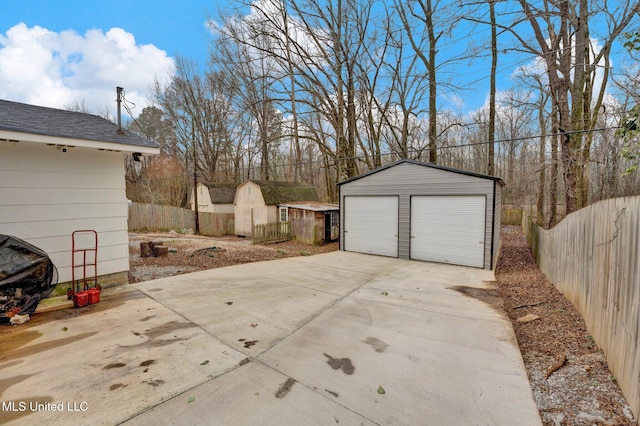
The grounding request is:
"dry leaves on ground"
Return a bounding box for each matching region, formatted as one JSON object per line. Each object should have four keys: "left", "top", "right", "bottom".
{"left": 495, "top": 226, "right": 635, "bottom": 426}
{"left": 128, "top": 232, "right": 338, "bottom": 283}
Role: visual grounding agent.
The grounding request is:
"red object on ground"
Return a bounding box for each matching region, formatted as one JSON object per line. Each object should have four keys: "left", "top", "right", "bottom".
{"left": 87, "top": 288, "right": 101, "bottom": 305}
{"left": 72, "top": 291, "right": 89, "bottom": 308}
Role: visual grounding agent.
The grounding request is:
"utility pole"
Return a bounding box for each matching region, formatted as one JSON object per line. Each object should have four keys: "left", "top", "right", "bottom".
{"left": 192, "top": 120, "right": 200, "bottom": 235}
{"left": 116, "top": 87, "right": 125, "bottom": 135}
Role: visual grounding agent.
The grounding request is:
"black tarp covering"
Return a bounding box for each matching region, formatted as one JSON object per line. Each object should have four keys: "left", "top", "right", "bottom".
{"left": 0, "top": 235, "right": 58, "bottom": 324}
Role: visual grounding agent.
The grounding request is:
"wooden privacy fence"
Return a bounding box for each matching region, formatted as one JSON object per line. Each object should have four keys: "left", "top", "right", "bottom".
{"left": 128, "top": 202, "right": 234, "bottom": 236}
{"left": 253, "top": 222, "right": 291, "bottom": 244}
{"left": 523, "top": 196, "right": 640, "bottom": 421}
{"left": 290, "top": 218, "right": 322, "bottom": 245}
{"left": 501, "top": 207, "right": 523, "bottom": 225}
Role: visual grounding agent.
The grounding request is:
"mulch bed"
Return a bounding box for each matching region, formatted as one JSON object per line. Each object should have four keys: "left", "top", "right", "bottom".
{"left": 495, "top": 225, "right": 635, "bottom": 425}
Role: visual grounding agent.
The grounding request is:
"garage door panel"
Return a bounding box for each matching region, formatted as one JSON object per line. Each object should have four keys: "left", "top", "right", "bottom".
{"left": 411, "top": 196, "right": 485, "bottom": 268}
{"left": 344, "top": 196, "right": 398, "bottom": 257}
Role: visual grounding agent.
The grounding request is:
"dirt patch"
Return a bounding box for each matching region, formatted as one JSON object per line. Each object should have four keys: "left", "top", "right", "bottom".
{"left": 128, "top": 232, "right": 338, "bottom": 283}
{"left": 495, "top": 226, "right": 636, "bottom": 425}
{"left": 450, "top": 285, "right": 504, "bottom": 310}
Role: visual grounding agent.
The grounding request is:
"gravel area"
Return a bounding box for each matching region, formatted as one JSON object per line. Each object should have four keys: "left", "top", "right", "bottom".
{"left": 128, "top": 232, "right": 338, "bottom": 283}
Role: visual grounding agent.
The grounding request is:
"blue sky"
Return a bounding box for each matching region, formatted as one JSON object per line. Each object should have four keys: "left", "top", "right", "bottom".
{"left": 1, "top": 1, "right": 636, "bottom": 122}
{"left": 2, "top": 0, "right": 215, "bottom": 62}
{"left": 0, "top": 0, "right": 220, "bottom": 117}
{"left": 0, "top": 0, "right": 511, "bottom": 119}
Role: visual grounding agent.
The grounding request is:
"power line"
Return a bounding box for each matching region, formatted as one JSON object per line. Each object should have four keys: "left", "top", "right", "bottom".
{"left": 140, "top": 125, "right": 620, "bottom": 179}
{"left": 120, "top": 89, "right": 152, "bottom": 139}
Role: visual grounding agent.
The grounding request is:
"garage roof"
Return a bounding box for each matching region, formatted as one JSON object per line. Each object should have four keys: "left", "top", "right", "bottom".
{"left": 338, "top": 159, "right": 505, "bottom": 186}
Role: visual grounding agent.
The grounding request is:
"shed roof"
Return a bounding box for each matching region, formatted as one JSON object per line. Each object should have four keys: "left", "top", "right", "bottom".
{"left": 337, "top": 159, "right": 505, "bottom": 186}
{"left": 0, "top": 99, "right": 159, "bottom": 150}
{"left": 279, "top": 201, "right": 339, "bottom": 212}
{"left": 242, "top": 180, "right": 319, "bottom": 205}
{"left": 202, "top": 182, "right": 237, "bottom": 204}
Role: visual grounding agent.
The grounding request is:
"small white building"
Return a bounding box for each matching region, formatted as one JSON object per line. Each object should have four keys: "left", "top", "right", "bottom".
{"left": 189, "top": 182, "right": 236, "bottom": 214}
{"left": 233, "top": 180, "right": 318, "bottom": 237}
{"left": 0, "top": 99, "right": 159, "bottom": 289}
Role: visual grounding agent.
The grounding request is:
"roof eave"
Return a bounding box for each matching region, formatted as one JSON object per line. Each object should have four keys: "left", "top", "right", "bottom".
{"left": 0, "top": 130, "right": 160, "bottom": 154}
{"left": 337, "top": 159, "right": 505, "bottom": 186}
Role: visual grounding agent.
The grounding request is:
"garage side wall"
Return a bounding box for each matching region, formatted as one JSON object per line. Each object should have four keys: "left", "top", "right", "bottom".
{"left": 339, "top": 162, "right": 497, "bottom": 269}
{"left": 0, "top": 141, "right": 130, "bottom": 284}
{"left": 492, "top": 182, "right": 503, "bottom": 268}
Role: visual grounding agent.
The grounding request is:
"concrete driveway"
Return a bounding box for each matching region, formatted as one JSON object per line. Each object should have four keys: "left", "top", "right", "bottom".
{"left": 1, "top": 251, "right": 541, "bottom": 425}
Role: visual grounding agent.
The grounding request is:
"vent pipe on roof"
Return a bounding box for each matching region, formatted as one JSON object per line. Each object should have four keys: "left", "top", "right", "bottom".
{"left": 116, "top": 87, "right": 124, "bottom": 135}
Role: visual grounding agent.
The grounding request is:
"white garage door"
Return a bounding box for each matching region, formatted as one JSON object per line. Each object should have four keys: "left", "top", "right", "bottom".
{"left": 344, "top": 196, "right": 398, "bottom": 257}
{"left": 411, "top": 195, "right": 486, "bottom": 268}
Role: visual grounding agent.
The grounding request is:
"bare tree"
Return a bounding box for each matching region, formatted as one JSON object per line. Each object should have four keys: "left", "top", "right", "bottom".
{"left": 511, "top": 0, "right": 640, "bottom": 213}
{"left": 212, "top": 0, "right": 385, "bottom": 186}
{"left": 394, "top": 0, "right": 464, "bottom": 164}
{"left": 154, "top": 57, "right": 236, "bottom": 185}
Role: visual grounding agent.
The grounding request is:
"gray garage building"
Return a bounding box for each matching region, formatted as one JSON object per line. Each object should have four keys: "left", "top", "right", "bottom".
{"left": 338, "top": 159, "right": 504, "bottom": 269}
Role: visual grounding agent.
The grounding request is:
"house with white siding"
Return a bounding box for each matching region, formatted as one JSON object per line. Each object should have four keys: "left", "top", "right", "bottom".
{"left": 0, "top": 99, "right": 159, "bottom": 290}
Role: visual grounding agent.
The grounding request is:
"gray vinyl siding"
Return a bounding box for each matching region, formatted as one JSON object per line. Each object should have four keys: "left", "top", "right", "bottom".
{"left": 492, "top": 182, "right": 503, "bottom": 268}
{"left": 339, "top": 161, "right": 502, "bottom": 269}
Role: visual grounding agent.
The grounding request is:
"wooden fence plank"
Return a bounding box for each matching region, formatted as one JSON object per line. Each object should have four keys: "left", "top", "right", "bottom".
{"left": 502, "top": 207, "right": 523, "bottom": 225}
{"left": 128, "top": 202, "right": 234, "bottom": 236}
{"left": 253, "top": 222, "right": 291, "bottom": 244}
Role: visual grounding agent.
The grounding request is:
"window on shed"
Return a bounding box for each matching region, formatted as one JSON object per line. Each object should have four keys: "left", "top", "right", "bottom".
{"left": 279, "top": 207, "right": 288, "bottom": 222}
{"left": 330, "top": 212, "right": 339, "bottom": 228}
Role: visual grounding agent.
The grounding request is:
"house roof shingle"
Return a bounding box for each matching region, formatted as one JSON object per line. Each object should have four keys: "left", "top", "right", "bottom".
{"left": 203, "top": 182, "right": 237, "bottom": 204}
{"left": 248, "top": 180, "right": 319, "bottom": 205}
{"left": 0, "top": 99, "right": 158, "bottom": 149}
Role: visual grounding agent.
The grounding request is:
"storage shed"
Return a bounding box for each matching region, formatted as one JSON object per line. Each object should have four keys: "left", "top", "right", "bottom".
{"left": 338, "top": 159, "right": 504, "bottom": 269}
{"left": 234, "top": 180, "right": 318, "bottom": 237}
{"left": 189, "top": 182, "right": 236, "bottom": 214}
{"left": 278, "top": 202, "right": 339, "bottom": 245}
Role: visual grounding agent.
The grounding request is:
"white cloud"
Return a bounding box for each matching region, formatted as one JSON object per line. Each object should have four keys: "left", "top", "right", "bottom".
{"left": 440, "top": 92, "right": 466, "bottom": 111}
{"left": 512, "top": 36, "right": 610, "bottom": 105}
{"left": 0, "top": 23, "right": 175, "bottom": 118}
{"left": 207, "top": 0, "right": 329, "bottom": 76}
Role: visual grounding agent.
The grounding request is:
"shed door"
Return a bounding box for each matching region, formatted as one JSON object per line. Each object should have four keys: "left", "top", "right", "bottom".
{"left": 344, "top": 196, "right": 398, "bottom": 257}
{"left": 410, "top": 195, "right": 486, "bottom": 268}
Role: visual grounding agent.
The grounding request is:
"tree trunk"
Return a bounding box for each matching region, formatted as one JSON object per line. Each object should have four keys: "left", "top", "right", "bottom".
{"left": 487, "top": 0, "right": 497, "bottom": 176}
{"left": 549, "top": 103, "right": 559, "bottom": 228}
{"left": 536, "top": 108, "right": 546, "bottom": 226}
{"left": 427, "top": 0, "right": 438, "bottom": 164}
